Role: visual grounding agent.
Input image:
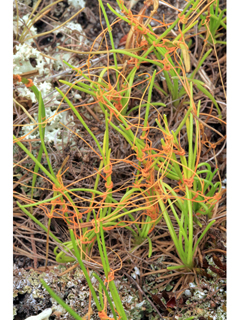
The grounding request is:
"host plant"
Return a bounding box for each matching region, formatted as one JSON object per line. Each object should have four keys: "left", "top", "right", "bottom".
{"left": 13, "top": 0, "right": 225, "bottom": 318}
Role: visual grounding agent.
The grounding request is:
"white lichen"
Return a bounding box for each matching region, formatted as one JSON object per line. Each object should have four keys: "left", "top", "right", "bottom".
{"left": 21, "top": 108, "right": 76, "bottom": 145}
{"left": 52, "top": 21, "right": 85, "bottom": 44}
{"left": 16, "top": 80, "right": 54, "bottom": 104}
{"left": 68, "top": 0, "right": 86, "bottom": 9}
{"left": 189, "top": 282, "right": 196, "bottom": 288}
{"left": 13, "top": 43, "right": 50, "bottom": 76}
{"left": 131, "top": 266, "right": 140, "bottom": 279}
{"left": 24, "top": 308, "right": 52, "bottom": 320}
{"left": 193, "top": 290, "right": 206, "bottom": 300}
{"left": 13, "top": 13, "right": 38, "bottom": 45}
{"left": 53, "top": 52, "right": 74, "bottom": 71}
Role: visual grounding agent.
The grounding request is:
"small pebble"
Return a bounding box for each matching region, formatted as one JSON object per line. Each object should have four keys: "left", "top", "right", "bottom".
{"left": 184, "top": 289, "right": 191, "bottom": 297}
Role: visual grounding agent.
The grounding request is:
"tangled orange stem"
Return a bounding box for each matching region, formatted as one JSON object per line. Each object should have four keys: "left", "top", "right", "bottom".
{"left": 91, "top": 219, "right": 100, "bottom": 234}
{"left": 25, "top": 79, "right": 34, "bottom": 88}
{"left": 104, "top": 163, "right": 112, "bottom": 180}
{"left": 52, "top": 184, "right": 66, "bottom": 194}
{"left": 178, "top": 13, "right": 188, "bottom": 24}
{"left": 98, "top": 310, "right": 115, "bottom": 320}
{"left": 105, "top": 181, "right": 113, "bottom": 189}
{"left": 80, "top": 235, "right": 96, "bottom": 244}
{"left": 174, "top": 147, "right": 185, "bottom": 156}
{"left": 105, "top": 270, "right": 115, "bottom": 283}
{"left": 13, "top": 74, "right": 22, "bottom": 82}
{"left": 178, "top": 176, "right": 194, "bottom": 191}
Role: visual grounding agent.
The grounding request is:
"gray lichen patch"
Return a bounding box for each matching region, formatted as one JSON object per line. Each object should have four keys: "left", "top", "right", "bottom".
{"left": 13, "top": 264, "right": 148, "bottom": 320}
{"left": 13, "top": 263, "right": 89, "bottom": 319}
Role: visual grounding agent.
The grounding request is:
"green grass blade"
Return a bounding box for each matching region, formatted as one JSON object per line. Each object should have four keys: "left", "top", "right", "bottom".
{"left": 16, "top": 202, "right": 62, "bottom": 244}
{"left": 70, "top": 230, "right": 102, "bottom": 310}
{"left": 195, "top": 83, "right": 222, "bottom": 118}
{"left": 13, "top": 135, "right": 57, "bottom": 184}
{"left": 56, "top": 87, "right": 104, "bottom": 157}
{"left": 40, "top": 279, "right": 84, "bottom": 320}
{"left": 92, "top": 272, "right": 118, "bottom": 320}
